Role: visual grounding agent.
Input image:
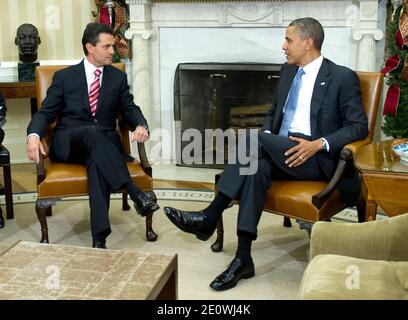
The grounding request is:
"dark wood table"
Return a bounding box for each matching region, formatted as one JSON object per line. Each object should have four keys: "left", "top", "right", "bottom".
{"left": 355, "top": 140, "right": 408, "bottom": 221}
{"left": 0, "top": 81, "right": 37, "bottom": 116}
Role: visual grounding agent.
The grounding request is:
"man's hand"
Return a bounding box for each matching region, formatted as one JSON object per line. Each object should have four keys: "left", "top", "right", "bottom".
{"left": 284, "top": 136, "right": 322, "bottom": 168}
{"left": 131, "top": 125, "right": 149, "bottom": 143}
{"left": 27, "top": 135, "right": 47, "bottom": 164}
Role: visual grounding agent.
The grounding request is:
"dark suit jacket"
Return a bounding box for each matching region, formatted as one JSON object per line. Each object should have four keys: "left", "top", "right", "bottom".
{"left": 27, "top": 61, "right": 148, "bottom": 161}
{"left": 0, "top": 92, "right": 5, "bottom": 108}
{"left": 0, "top": 92, "right": 5, "bottom": 143}
{"left": 262, "top": 58, "right": 368, "bottom": 204}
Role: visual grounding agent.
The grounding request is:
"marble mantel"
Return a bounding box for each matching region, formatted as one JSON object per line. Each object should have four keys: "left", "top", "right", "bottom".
{"left": 125, "top": 0, "right": 386, "bottom": 162}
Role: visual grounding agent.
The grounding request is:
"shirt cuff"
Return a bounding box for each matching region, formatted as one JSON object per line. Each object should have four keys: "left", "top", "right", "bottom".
{"left": 137, "top": 124, "right": 149, "bottom": 135}
{"left": 27, "top": 133, "right": 40, "bottom": 142}
{"left": 322, "top": 137, "right": 330, "bottom": 152}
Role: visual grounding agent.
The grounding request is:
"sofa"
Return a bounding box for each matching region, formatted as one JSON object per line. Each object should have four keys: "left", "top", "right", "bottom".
{"left": 299, "top": 213, "right": 408, "bottom": 299}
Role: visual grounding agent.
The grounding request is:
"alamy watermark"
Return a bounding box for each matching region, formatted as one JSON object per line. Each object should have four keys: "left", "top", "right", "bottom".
{"left": 148, "top": 122, "right": 259, "bottom": 175}
{"left": 45, "top": 264, "right": 60, "bottom": 290}
{"left": 345, "top": 264, "right": 360, "bottom": 290}
{"left": 45, "top": 5, "right": 60, "bottom": 30}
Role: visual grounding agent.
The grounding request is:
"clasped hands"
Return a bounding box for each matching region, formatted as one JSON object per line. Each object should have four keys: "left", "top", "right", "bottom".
{"left": 284, "top": 136, "right": 323, "bottom": 168}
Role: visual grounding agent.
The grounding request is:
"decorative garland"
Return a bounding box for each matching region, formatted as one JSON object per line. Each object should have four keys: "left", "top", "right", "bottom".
{"left": 92, "top": 0, "right": 131, "bottom": 62}
{"left": 381, "top": 1, "right": 408, "bottom": 138}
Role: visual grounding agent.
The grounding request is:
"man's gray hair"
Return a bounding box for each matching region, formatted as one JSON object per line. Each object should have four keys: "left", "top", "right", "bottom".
{"left": 289, "top": 17, "right": 324, "bottom": 50}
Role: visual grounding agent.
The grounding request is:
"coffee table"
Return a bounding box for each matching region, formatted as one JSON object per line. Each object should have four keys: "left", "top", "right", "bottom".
{"left": 0, "top": 241, "right": 177, "bottom": 300}
{"left": 355, "top": 140, "right": 408, "bottom": 221}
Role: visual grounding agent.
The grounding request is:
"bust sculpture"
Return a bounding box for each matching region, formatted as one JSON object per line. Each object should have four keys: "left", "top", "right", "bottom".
{"left": 15, "top": 23, "right": 41, "bottom": 63}
{"left": 15, "top": 24, "right": 41, "bottom": 81}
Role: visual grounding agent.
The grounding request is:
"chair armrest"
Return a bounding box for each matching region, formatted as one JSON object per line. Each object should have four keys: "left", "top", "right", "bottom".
{"left": 137, "top": 142, "right": 152, "bottom": 177}
{"left": 36, "top": 153, "right": 46, "bottom": 184}
{"left": 309, "top": 214, "right": 408, "bottom": 261}
{"left": 312, "top": 148, "right": 353, "bottom": 209}
{"left": 343, "top": 137, "right": 371, "bottom": 155}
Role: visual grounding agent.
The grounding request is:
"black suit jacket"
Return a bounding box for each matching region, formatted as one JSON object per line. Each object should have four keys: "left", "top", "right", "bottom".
{"left": 27, "top": 61, "right": 148, "bottom": 161}
{"left": 0, "top": 92, "right": 5, "bottom": 108}
{"left": 262, "top": 58, "right": 368, "bottom": 179}
{"left": 262, "top": 58, "right": 368, "bottom": 205}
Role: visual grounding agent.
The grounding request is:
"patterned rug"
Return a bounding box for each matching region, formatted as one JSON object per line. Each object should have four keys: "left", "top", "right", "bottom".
{"left": 0, "top": 189, "right": 386, "bottom": 300}
{"left": 3, "top": 188, "right": 385, "bottom": 223}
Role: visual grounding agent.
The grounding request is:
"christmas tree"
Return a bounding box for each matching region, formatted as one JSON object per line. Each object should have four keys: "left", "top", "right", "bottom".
{"left": 381, "top": 3, "right": 408, "bottom": 138}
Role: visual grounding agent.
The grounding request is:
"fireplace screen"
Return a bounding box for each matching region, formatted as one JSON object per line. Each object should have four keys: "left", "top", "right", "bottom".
{"left": 174, "top": 62, "right": 281, "bottom": 168}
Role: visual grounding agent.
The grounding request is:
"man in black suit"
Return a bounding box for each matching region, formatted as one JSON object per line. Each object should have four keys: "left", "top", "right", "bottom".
{"left": 164, "top": 17, "right": 368, "bottom": 291}
{"left": 27, "top": 23, "right": 159, "bottom": 248}
{"left": 0, "top": 91, "right": 6, "bottom": 229}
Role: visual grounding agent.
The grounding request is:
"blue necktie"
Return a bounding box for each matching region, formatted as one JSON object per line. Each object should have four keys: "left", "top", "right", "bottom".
{"left": 279, "top": 68, "right": 305, "bottom": 137}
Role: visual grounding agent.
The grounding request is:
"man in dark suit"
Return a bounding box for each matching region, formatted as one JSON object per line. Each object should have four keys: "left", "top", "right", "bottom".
{"left": 27, "top": 22, "right": 159, "bottom": 248}
{"left": 0, "top": 91, "right": 6, "bottom": 229}
{"left": 164, "top": 17, "right": 368, "bottom": 291}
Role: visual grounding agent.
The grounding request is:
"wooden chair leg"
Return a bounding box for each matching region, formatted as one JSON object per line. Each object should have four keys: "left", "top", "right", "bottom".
{"left": 145, "top": 212, "right": 158, "bottom": 241}
{"left": 211, "top": 216, "right": 224, "bottom": 252}
{"left": 356, "top": 195, "right": 377, "bottom": 223}
{"left": 3, "top": 164, "right": 13, "bottom": 219}
{"left": 283, "top": 216, "right": 292, "bottom": 227}
{"left": 122, "top": 191, "right": 130, "bottom": 210}
{"left": 45, "top": 206, "right": 52, "bottom": 217}
{"left": 35, "top": 200, "right": 50, "bottom": 243}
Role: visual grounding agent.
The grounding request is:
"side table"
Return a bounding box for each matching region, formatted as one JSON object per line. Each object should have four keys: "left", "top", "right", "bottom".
{"left": 355, "top": 140, "right": 408, "bottom": 221}
{"left": 0, "top": 81, "right": 37, "bottom": 116}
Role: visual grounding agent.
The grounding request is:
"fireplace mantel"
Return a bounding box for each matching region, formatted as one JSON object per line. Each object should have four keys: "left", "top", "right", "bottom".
{"left": 125, "top": 0, "right": 385, "bottom": 161}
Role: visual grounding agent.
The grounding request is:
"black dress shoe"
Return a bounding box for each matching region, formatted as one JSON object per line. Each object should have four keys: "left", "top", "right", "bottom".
{"left": 134, "top": 193, "right": 160, "bottom": 217}
{"left": 163, "top": 207, "right": 215, "bottom": 241}
{"left": 0, "top": 210, "right": 4, "bottom": 229}
{"left": 209, "top": 257, "right": 255, "bottom": 291}
{"left": 92, "top": 241, "right": 107, "bottom": 249}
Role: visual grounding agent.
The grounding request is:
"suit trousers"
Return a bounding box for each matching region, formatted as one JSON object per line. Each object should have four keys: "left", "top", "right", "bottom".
{"left": 53, "top": 125, "right": 133, "bottom": 239}
{"left": 217, "top": 131, "right": 328, "bottom": 238}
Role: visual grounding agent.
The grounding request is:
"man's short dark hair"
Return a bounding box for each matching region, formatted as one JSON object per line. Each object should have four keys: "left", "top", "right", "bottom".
{"left": 82, "top": 22, "right": 114, "bottom": 55}
{"left": 289, "top": 17, "right": 325, "bottom": 50}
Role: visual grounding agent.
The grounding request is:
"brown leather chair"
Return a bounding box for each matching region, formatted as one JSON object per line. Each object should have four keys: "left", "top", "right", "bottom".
{"left": 34, "top": 64, "right": 158, "bottom": 243}
{"left": 0, "top": 144, "right": 13, "bottom": 220}
{"left": 210, "top": 72, "right": 384, "bottom": 252}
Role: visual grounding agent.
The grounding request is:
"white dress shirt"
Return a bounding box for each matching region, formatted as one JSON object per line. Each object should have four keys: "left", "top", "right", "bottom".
{"left": 83, "top": 57, "right": 103, "bottom": 93}
{"left": 264, "top": 55, "right": 329, "bottom": 151}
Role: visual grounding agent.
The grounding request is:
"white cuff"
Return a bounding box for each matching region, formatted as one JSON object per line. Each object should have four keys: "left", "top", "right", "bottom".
{"left": 27, "top": 133, "right": 40, "bottom": 143}
{"left": 321, "top": 137, "right": 330, "bottom": 152}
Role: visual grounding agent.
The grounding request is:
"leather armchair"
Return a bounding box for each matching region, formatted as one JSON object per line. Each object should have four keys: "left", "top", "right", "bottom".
{"left": 34, "top": 64, "right": 158, "bottom": 243}
{"left": 211, "top": 72, "right": 384, "bottom": 252}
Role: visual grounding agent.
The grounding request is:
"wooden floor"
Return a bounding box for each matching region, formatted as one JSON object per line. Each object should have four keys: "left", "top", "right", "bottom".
{"left": 1, "top": 163, "right": 214, "bottom": 194}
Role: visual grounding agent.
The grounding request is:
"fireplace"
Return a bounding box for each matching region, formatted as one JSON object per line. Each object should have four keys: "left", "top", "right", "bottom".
{"left": 174, "top": 63, "right": 281, "bottom": 168}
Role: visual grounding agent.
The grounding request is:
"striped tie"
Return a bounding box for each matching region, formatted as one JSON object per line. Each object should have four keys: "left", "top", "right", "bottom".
{"left": 89, "top": 69, "right": 101, "bottom": 117}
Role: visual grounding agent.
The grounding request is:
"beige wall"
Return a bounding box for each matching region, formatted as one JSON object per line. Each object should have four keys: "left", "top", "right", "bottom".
{"left": 0, "top": 0, "right": 96, "bottom": 62}
{"left": 1, "top": 0, "right": 97, "bottom": 163}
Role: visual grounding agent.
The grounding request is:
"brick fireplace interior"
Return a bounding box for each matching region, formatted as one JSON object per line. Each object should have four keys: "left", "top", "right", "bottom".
{"left": 174, "top": 62, "right": 281, "bottom": 168}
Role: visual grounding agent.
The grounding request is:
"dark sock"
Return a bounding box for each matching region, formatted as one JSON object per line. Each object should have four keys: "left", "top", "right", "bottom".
{"left": 124, "top": 181, "right": 142, "bottom": 202}
{"left": 235, "top": 231, "right": 255, "bottom": 263}
{"left": 203, "top": 192, "right": 231, "bottom": 227}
